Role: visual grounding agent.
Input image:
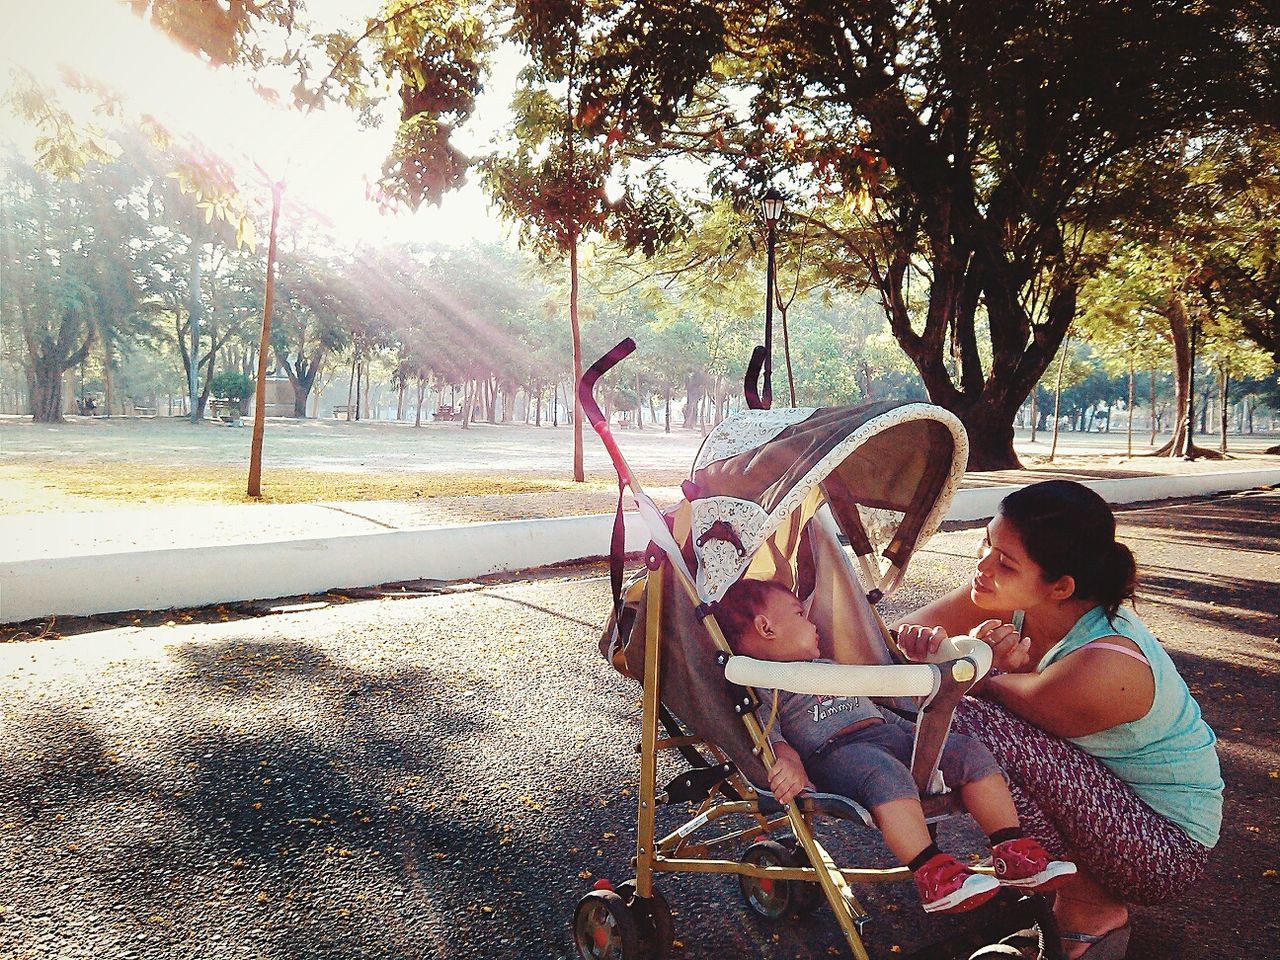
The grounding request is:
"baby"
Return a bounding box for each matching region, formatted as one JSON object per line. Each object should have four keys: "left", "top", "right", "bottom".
{"left": 719, "top": 577, "right": 1075, "bottom": 914}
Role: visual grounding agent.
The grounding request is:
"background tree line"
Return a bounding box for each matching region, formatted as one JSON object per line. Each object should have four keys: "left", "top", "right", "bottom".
{"left": 3, "top": 0, "right": 1278, "bottom": 472}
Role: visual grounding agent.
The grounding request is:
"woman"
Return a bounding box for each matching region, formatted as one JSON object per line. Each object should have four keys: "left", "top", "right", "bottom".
{"left": 895, "top": 480, "right": 1222, "bottom": 960}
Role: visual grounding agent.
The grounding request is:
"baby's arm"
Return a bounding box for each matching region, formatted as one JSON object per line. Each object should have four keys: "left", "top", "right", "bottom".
{"left": 767, "top": 740, "right": 810, "bottom": 805}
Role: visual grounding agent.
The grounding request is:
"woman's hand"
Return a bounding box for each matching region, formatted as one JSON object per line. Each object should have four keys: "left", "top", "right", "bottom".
{"left": 768, "top": 741, "right": 811, "bottom": 805}
{"left": 896, "top": 623, "right": 949, "bottom": 662}
{"left": 972, "top": 618, "right": 1033, "bottom": 672}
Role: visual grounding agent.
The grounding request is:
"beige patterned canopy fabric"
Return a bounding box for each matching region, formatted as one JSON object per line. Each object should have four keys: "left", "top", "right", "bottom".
{"left": 688, "top": 401, "right": 967, "bottom": 603}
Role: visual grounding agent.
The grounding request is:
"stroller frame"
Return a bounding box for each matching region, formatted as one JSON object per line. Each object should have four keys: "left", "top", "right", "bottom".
{"left": 575, "top": 340, "right": 1044, "bottom": 960}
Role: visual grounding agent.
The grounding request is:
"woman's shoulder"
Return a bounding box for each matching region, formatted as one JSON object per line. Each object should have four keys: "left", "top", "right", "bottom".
{"left": 1040, "top": 606, "right": 1157, "bottom": 671}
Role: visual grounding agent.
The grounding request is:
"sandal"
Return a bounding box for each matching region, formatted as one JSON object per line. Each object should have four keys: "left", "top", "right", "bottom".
{"left": 1060, "top": 925, "right": 1131, "bottom": 960}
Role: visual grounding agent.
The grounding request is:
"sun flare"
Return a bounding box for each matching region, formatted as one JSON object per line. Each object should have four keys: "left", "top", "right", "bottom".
{"left": 0, "top": 0, "right": 511, "bottom": 248}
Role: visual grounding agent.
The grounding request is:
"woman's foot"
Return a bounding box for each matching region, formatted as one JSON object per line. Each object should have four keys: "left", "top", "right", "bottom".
{"left": 1054, "top": 887, "right": 1130, "bottom": 960}
{"left": 1059, "top": 926, "right": 1131, "bottom": 960}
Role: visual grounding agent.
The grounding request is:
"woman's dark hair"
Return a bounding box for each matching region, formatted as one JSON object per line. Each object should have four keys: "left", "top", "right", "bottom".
{"left": 717, "top": 578, "right": 794, "bottom": 651}
{"left": 997, "top": 480, "right": 1137, "bottom": 618}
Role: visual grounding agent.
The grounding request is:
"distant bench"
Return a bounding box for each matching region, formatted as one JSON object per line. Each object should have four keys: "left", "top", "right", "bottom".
{"left": 433, "top": 406, "right": 459, "bottom": 421}
{"left": 333, "top": 405, "right": 352, "bottom": 419}
{"left": 210, "top": 400, "right": 243, "bottom": 423}
{"left": 132, "top": 406, "right": 157, "bottom": 417}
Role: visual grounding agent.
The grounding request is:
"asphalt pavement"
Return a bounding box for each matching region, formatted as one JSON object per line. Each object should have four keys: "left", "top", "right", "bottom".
{"left": 0, "top": 489, "right": 1276, "bottom": 959}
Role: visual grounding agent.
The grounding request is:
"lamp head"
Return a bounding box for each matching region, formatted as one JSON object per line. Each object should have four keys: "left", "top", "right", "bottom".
{"left": 760, "top": 188, "right": 785, "bottom": 223}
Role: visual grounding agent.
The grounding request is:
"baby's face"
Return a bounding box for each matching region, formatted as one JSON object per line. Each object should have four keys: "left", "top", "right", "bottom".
{"left": 739, "top": 589, "right": 821, "bottom": 662}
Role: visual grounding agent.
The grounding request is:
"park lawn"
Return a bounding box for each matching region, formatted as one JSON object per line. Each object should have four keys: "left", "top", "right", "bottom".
{"left": 0, "top": 462, "right": 627, "bottom": 514}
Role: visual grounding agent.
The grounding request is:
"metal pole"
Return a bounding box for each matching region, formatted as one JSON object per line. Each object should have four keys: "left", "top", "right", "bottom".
{"left": 764, "top": 218, "right": 776, "bottom": 408}
{"left": 189, "top": 248, "right": 201, "bottom": 423}
{"left": 1184, "top": 318, "right": 1199, "bottom": 461}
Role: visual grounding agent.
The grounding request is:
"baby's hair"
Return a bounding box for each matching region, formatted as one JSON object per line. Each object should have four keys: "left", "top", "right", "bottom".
{"left": 718, "top": 578, "right": 795, "bottom": 651}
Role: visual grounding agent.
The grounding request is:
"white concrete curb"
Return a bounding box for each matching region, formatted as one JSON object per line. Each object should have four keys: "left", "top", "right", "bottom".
{"left": 2, "top": 469, "right": 1276, "bottom": 623}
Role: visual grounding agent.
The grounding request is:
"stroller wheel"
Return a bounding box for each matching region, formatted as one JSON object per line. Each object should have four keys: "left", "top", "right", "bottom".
{"left": 776, "top": 835, "right": 822, "bottom": 916}
{"left": 616, "top": 880, "right": 674, "bottom": 960}
{"left": 573, "top": 889, "right": 640, "bottom": 960}
{"left": 739, "top": 839, "right": 807, "bottom": 921}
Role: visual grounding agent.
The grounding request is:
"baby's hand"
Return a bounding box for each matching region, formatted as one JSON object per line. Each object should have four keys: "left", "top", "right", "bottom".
{"left": 768, "top": 742, "right": 811, "bottom": 806}
{"left": 972, "top": 618, "right": 1032, "bottom": 672}
{"left": 896, "top": 623, "right": 949, "bottom": 662}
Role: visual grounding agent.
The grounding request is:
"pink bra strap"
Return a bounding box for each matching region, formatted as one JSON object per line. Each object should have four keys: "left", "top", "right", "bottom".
{"left": 1080, "top": 641, "right": 1150, "bottom": 667}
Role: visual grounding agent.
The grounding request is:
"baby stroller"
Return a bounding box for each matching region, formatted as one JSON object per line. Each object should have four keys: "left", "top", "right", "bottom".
{"left": 571, "top": 339, "right": 1059, "bottom": 960}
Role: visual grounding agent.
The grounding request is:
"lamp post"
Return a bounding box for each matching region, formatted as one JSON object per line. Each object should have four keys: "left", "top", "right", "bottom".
{"left": 760, "top": 188, "right": 784, "bottom": 408}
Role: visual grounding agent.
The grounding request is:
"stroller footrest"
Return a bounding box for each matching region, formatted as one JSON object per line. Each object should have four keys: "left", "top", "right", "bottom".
{"left": 756, "top": 789, "right": 876, "bottom": 827}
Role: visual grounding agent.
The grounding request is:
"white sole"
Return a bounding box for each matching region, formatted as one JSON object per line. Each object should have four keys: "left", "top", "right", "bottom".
{"left": 999, "top": 861, "right": 1078, "bottom": 890}
{"left": 921, "top": 876, "right": 1001, "bottom": 913}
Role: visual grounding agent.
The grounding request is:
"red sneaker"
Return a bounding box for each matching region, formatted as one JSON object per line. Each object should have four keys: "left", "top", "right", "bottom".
{"left": 913, "top": 852, "right": 1001, "bottom": 914}
{"left": 992, "top": 837, "right": 1078, "bottom": 893}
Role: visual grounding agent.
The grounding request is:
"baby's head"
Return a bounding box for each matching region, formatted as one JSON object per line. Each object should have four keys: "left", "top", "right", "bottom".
{"left": 718, "top": 578, "right": 820, "bottom": 662}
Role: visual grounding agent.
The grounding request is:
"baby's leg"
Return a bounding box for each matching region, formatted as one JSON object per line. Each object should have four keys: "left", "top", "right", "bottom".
{"left": 868, "top": 796, "right": 933, "bottom": 864}
{"left": 958, "top": 774, "right": 1019, "bottom": 836}
{"left": 808, "top": 724, "right": 931, "bottom": 864}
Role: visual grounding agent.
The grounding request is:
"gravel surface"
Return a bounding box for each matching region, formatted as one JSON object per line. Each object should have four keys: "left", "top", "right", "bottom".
{"left": 1, "top": 491, "right": 1276, "bottom": 959}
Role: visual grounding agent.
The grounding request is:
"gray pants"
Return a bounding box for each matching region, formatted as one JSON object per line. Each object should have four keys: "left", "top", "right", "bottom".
{"left": 806, "top": 710, "right": 1002, "bottom": 811}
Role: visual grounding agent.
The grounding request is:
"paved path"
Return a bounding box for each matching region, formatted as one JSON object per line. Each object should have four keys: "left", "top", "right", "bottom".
{"left": 1, "top": 491, "right": 1275, "bottom": 959}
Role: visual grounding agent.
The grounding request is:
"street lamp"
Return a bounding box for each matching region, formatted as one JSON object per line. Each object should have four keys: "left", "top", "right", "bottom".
{"left": 760, "top": 188, "right": 784, "bottom": 407}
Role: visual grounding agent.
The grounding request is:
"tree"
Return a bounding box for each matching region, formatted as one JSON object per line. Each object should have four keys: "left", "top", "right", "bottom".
{"left": 508, "top": 0, "right": 1277, "bottom": 468}
{"left": 480, "top": 50, "right": 685, "bottom": 475}
{"left": 270, "top": 250, "right": 353, "bottom": 417}
{"left": 0, "top": 154, "right": 143, "bottom": 421}
{"left": 1198, "top": 130, "right": 1280, "bottom": 364}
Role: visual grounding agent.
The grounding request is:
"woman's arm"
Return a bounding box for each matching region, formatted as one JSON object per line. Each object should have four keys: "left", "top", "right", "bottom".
{"left": 892, "top": 585, "right": 1014, "bottom": 637}
{"left": 980, "top": 644, "right": 1155, "bottom": 739}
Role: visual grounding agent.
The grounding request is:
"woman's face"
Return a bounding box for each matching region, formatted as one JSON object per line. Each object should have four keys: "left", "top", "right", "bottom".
{"left": 971, "top": 514, "right": 1062, "bottom": 613}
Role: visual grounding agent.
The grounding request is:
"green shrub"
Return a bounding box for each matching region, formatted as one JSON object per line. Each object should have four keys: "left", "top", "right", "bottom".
{"left": 210, "top": 370, "right": 251, "bottom": 401}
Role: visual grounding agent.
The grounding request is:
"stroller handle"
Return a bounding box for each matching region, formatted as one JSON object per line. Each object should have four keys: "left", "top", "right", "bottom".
{"left": 579, "top": 338, "right": 638, "bottom": 484}
{"left": 579, "top": 338, "right": 636, "bottom": 430}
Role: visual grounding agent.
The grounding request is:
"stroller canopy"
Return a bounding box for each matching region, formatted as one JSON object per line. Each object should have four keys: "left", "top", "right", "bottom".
{"left": 688, "top": 401, "right": 967, "bottom": 603}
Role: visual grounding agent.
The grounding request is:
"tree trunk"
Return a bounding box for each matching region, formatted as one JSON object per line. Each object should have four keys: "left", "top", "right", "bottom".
{"left": 664, "top": 386, "right": 671, "bottom": 433}
{"left": 1029, "top": 389, "right": 1037, "bottom": 443}
{"left": 1219, "top": 367, "right": 1228, "bottom": 456}
{"left": 396, "top": 381, "right": 405, "bottom": 421}
{"left": 1151, "top": 303, "right": 1191, "bottom": 457}
{"left": 1126, "top": 356, "right": 1134, "bottom": 459}
{"left": 347, "top": 354, "right": 357, "bottom": 420}
{"left": 461, "top": 379, "right": 474, "bottom": 429}
{"left": 102, "top": 341, "right": 114, "bottom": 417}
{"left": 415, "top": 378, "right": 426, "bottom": 427}
{"left": 247, "top": 182, "right": 282, "bottom": 499}
{"left": 188, "top": 247, "right": 202, "bottom": 423}
{"left": 29, "top": 358, "right": 66, "bottom": 422}
{"left": 683, "top": 374, "right": 705, "bottom": 429}
{"left": 779, "top": 302, "right": 796, "bottom": 406}
{"left": 1149, "top": 368, "right": 1158, "bottom": 446}
{"left": 569, "top": 233, "right": 585, "bottom": 482}
{"left": 1049, "top": 335, "right": 1069, "bottom": 462}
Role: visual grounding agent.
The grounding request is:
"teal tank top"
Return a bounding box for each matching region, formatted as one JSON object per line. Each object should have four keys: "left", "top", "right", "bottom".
{"left": 1026, "top": 606, "right": 1223, "bottom": 848}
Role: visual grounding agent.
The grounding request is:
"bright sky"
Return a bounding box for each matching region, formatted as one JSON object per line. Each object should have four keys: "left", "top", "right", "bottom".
{"left": 0, "top": 0, "right": 523, "bottom": 250}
